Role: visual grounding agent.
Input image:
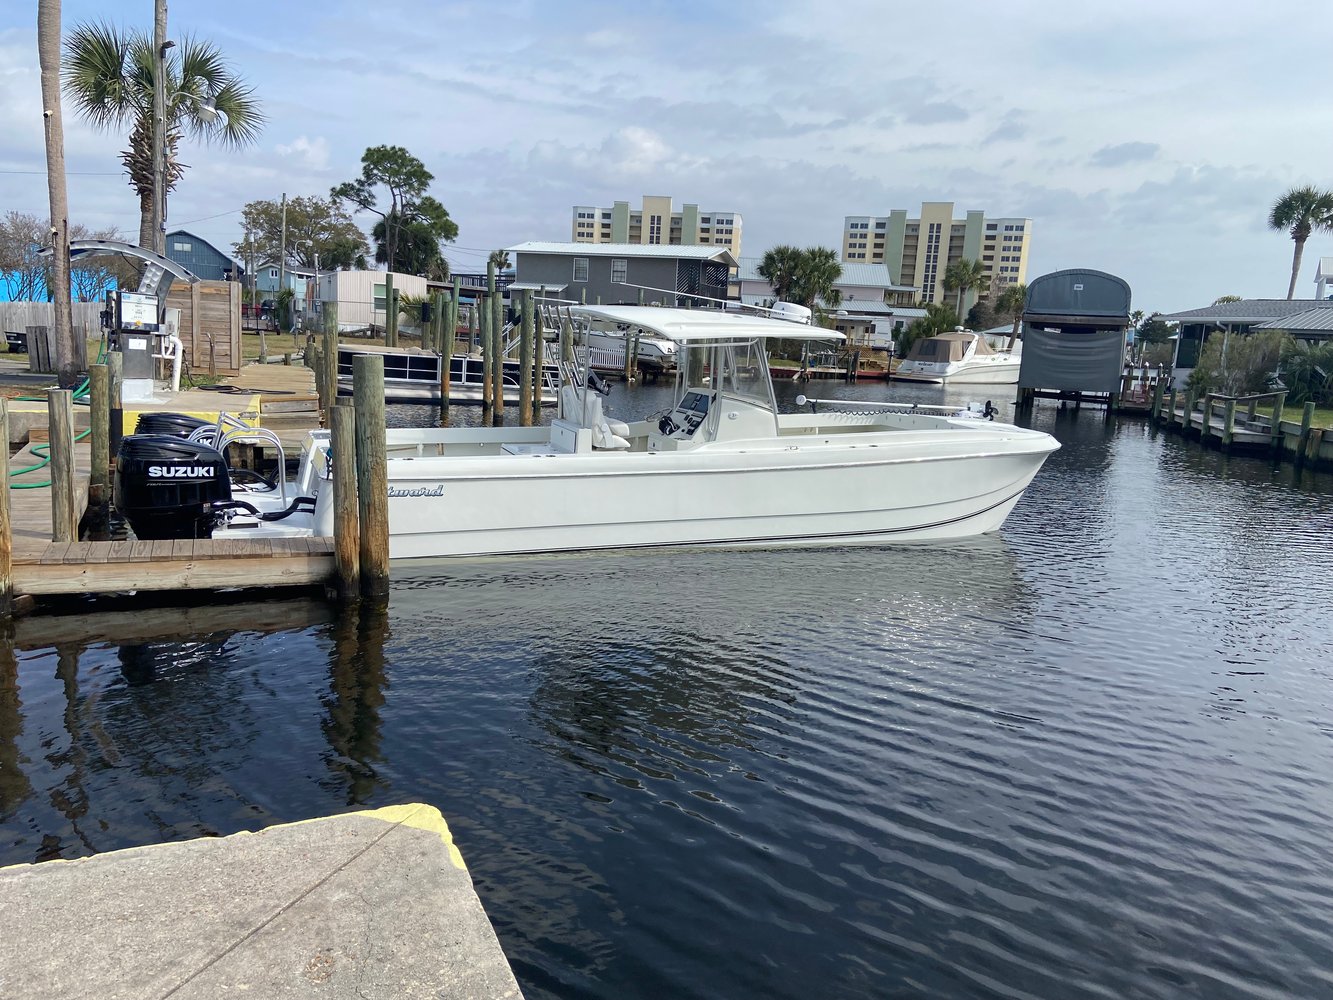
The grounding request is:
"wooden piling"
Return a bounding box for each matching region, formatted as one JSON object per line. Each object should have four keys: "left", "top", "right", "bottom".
{"left": 489, "top": 263, "right": 505, "bottom": 421}
{"left": 0, "top": 399, "right": 11, "bottom": 616}
{"left": 532, "top": 290, "right": 545, "bottom": 426}
{"left": 308, "top": 341, "right": 325, "bottom": 411}
{"left": 1184, "top": 388, "right": 1197, "bottom": 433}
{"left": 440, "top": 288, "right": 456, "bottom": 424}
{"left": 385, "top": 275, "right": 398, "bottom": 348}
{"left": 479, "top": 291, "right": 493, "bottom": 422}
{"left": 1151, "top": 368, "right": 1165, "bottom": 421}
{"left": 1222, "top": 397, "right": 1236, "bottom": 449}
{"left": 1296, "top": 401, "right": 1315, "bottom": 467}
{"left": 1270, "top": 392, "right": 1286, "bottom": 450}
{"left": 107, "top": 350, "right": 123, "bottom": 461}
{"left": 47, "top": 389, "right": 77, "bottom": 543}
{"left": 1166, "top": 386, "right": 1177, "bottom": 427}
{"left": 322, "top": 327, "right": 339, "bottom": 423}
{"left": 449, "top": 282, "right": 461, "bottom": 356}
{"left": 352, "top": 354, "right": 389, "bottom": 597}
{"left": 519, "top": 289, "right": 534, "bottom": 426}
{"left": 330, "top": 399, "right": 360, "bottom": 600}
{"left": 88, "top": 364, "right": 109, "bottom": 506}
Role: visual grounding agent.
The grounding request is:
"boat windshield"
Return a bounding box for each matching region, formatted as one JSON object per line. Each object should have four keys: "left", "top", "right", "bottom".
{"left": 674, "top": 337, "right": 775, "bottom": 411}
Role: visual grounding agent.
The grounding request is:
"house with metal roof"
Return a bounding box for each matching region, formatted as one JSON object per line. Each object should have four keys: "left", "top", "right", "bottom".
{"left": 1159, "top": 299, "right": 1329, "bottom": 368}
{"left": 164, "top": 230, "right": 242, "bottom": 283}
{"left": 507, "top": 241, "right": 736, "bottom": 307}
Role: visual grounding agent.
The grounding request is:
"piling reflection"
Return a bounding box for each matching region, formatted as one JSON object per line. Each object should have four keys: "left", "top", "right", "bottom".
{"left": 320, "top": 599, "right": 389, "bottom": 805}
{"left": 0, "top": 628, "right": 33, "bottom": 818}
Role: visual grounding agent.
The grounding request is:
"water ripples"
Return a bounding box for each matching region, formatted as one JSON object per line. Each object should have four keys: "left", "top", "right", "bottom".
{"left": 3, "top": 403, "right": 1333, "bottom": 997}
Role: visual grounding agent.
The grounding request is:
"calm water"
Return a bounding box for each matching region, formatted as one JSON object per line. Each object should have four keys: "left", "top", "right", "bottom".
{"left": 3, "top": 380, "right": 1333, "bottom": 999}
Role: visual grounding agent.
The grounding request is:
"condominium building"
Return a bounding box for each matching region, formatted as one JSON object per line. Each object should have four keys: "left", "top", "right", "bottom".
{"left": 841, "top": 203, "right": 1031, "bottom": 309}
{"left": 571, "top": 195, "right": 742, "bottom": 259}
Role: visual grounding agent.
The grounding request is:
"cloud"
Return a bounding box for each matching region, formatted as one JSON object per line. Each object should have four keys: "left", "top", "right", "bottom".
{"left": 275, "top": 135, "right": 331, "bottom": 172}
{"left": 1090, "top": 141, "right": 1160, "bottom": 167}
{"left": 905, "top": 101, "right": 969, "bottom": 125}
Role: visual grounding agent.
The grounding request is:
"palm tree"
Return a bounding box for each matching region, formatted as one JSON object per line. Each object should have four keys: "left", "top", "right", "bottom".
{"left": 757, "top": 245, "right": 804, "bottom": 303}
{"left": 487, "top": 249, "right": 511, "bottom": 272}
{"left": 790, "top": 247, "right": 843, "bottom": 312}
{"left": 1268, "top": 186, "right": 1333, "bottom": 300}
{"left": 63, "top": 22, "right": 263, "bottom": 251}
{"left": 996, "top": 282, "right": 1027, "bottom": 351}
{"left": 942, "top": 258, "right": 988, "bottom": 318}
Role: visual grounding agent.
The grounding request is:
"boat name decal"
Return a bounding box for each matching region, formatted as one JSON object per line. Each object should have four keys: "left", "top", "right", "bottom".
{"left": 388, "top": 484, "right": 445, "bottom": 498}
{"left": 147, "top": 465, "right": 215, "bottom": 478}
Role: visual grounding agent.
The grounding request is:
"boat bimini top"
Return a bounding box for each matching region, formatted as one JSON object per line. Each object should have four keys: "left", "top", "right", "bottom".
{"left": 571, "top": 305, "right": 846, "bottom": 343}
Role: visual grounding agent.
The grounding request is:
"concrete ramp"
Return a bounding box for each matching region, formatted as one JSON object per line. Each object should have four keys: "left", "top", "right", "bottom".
{"left": 0, "top": 803, "right": 523, "bottom": 999}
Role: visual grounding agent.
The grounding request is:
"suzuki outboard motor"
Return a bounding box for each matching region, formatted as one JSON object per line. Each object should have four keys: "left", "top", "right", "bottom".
{"left": 114, "top": 435, "right": 231, "bottom": 540}
{"left": 133, "top": 412, "right": 212, "bottom": 437}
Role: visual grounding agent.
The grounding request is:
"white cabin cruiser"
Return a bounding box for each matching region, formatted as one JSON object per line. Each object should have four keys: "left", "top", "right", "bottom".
{"left": 118, "top": 307, "right": 1058, "bottom": 556}
{"left": 893, "top": 329, "right": 1021, "bottom": 385}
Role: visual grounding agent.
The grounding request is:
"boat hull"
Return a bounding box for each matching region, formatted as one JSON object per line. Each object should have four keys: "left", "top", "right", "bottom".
{"left": 892, "top": 360, "right": 1020, "bottom": 385}
{"left": 381, "top": 432, "right": 1053, "bottom": 559}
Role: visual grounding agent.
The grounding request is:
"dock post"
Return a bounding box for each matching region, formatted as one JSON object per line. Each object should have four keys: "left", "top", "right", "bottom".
{"left": 0, "top": 399, "right": 11, "bottom": 616}
{"left": 88, "top": 364, "right": 110, "bottom": 507}
{"left": 352, "top": 354, "right": 389, "bottom": 597}
{"left": 107, "top": 351, "right": 123, "bottom": 461}
{"left": 322, "top": 326, "right": 339, "bottom": 424}
{"left": 1166, "top": 386, "right": 1177, "bottom": 428}
{"left": 533, "top": 289, "right": 546, "bottom": 425}
{"left": 479, "top": 291, "right": 493, "bottom": 423}
{"left": 449, "top": 281, "right": 461, "bottom": 355}
{"left": 384, "top": 274, "right": 397, "bottom": 348}
{"left": 489, "top": 263, "right": 505, "bottom": 423}
{"left": 440, "top": 289, "right": 455, "bottom": 425}
{"left": 519, "top": 290, "right": 534, "bottom": 426}
{"left": 308, "top": 341, "right": 324, "bottom": 411}
{"left": 1297, "top": 402, "right": 1316, "bottom": 468}
{"left": 47, "top": 389, "right": 77, "bottom": 543}
{"left": 1222, "top": 397, "right": 1236, "bottom": 450}
{"left": 1183, "top": 388, "right": 1196, "bottom": 434}
{"left": 1270, "top": 392, "right": 1286, "bottom": 452}
{"left": 330, "top": 399, "right": 360, "bottom": 601}
{"left": 561, "top": 315, "right": 574, "bottom": 364}
{"left": 1151, "top": 368, "right": 1165, "bottom": 421}
{"left": 1201, "top": 394, "right": 1214, "bottom": 444}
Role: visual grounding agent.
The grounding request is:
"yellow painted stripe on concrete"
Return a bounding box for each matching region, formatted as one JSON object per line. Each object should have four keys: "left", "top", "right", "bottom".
{"left": 352, "top": 803, "right": 468, "bottom": 871}
{"left": 0, "top": 801, "right": 467, "bottom": 873}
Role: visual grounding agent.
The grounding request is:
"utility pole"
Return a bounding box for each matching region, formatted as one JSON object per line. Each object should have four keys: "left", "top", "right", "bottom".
{"left": 151, "top": 0, "right": 168, "bottom": 253}
{"left": 279, "top": 192, "right": 287, "bottom": 331}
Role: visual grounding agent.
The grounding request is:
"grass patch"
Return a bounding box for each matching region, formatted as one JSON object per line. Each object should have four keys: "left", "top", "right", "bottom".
{"left": 1255, "top": 403, "right": 1333, "bottom": 429}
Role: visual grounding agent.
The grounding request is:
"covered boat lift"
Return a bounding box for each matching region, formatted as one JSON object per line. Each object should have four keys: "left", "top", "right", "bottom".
{"left": 1016, "top": 269, "right": 1132, "bottom": 410}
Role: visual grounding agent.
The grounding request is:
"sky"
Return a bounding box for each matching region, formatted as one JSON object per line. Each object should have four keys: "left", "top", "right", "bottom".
{"left": 3, "top": 0, "right": 1332, "bottom": 314}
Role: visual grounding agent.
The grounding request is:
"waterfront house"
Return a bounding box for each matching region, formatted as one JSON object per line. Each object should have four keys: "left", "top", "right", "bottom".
{"left": 165, "top": 230, "right": 243, "bottom": 283}
{"left": 1159, "top": 299, "right": 1329, "bottom": 374}
{"left": 508, "top": 242, "right": 736, "bottom": 308}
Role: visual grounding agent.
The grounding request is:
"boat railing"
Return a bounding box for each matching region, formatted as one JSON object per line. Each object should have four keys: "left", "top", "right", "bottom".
{"left": 793, "top": 395, "right": 991, "bottom": 417}
{"left": 188, "top": 414, "right": 290, "bottom": 505}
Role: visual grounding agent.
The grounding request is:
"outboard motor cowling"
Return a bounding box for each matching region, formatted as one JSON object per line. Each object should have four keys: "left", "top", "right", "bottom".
{"left": 114, "top": 435, "right": 231, "bottom": 540}
{"left": 133, "top": 412, "right": 212, "bottom": 437}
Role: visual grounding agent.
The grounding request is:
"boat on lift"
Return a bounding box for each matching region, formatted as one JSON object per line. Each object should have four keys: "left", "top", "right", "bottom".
{"left": 893, "top": 328, "right": 1021, "bottom": 385}
{"left": 116, "top": 306, "right": 1059, "bottom": 556}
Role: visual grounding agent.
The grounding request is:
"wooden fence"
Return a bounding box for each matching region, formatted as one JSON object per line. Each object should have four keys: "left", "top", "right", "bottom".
{"left": 165, "top": 280, "right": 242, "bottom": 376}
{"left": 0, "top": 302, "right": 103, "bottom": 336}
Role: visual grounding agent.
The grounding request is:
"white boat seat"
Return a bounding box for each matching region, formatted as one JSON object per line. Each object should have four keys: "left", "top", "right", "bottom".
{"left": 560, "top": 385, "right": 630, "bottom": 449}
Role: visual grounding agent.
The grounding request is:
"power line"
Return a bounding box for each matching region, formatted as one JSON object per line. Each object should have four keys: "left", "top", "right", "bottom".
{"left": 0, "top": 169, "right": 124, "bottom": 176}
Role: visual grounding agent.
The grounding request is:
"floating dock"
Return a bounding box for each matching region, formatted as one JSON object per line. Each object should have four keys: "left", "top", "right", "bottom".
{"left": 0, "top": 803, "right": 523, "bottom": 999}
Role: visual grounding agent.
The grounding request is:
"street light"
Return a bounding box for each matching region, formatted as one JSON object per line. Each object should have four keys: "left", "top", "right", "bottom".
{"left": 153, "top": 32, "right": 220, "bottom": 250}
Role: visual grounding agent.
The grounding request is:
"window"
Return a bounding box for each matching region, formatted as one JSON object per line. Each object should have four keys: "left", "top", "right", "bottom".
{"left": 611, "top": 258, "right": 627, "bottom": 283}
{"left": 986, "top": 224, "right": 997, "bottom": 231}
{"left": 701, "top": 217, "right": 711, "bottom": 223}
{"left": 1004, "top": 224, "right": 1014, "bottom": 231}
{"left": 269, "top": 268, "right": 279, "bottom": 279}
{"left": 573, "top": 258, "right": 589, "bottom": 282}
{"left": 875, "top": 222, "right": 886, "bottom": 229}
{"left": 649, "top": 214, "right": 662, "bottom": 243}
{"left": 374, "top": 283, "right": 386, "bottom": 311}
{"left": 174, "top": 241, "right": 192, "bottom": 252}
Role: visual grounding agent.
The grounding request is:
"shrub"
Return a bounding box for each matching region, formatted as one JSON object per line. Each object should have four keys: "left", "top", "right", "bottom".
{"left": 1278, "top": 339, "right": 1333, "bottom": 405}
{"left": 1186, "top": 329, "right": 1292, "bottom": 396}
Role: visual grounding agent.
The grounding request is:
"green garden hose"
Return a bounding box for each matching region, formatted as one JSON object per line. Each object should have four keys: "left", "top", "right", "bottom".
{"left": 8, "top": 428, "right": 94, "bottom": 489}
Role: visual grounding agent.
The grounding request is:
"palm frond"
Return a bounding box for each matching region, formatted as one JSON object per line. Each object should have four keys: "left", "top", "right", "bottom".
{"left": 61, "top": 21, "right": 141, "bottom": 128}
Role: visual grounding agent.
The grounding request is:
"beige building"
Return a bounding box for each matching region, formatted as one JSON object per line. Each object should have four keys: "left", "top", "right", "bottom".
{"left": 841, "top": 202, "right": 1031, "bottom": 310}
{"left": 572, "top": 195, "right": 742, "bottom": 259}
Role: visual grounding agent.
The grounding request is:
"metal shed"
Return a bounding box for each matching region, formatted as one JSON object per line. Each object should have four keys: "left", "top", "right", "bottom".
{"left": 1018, "top": 269, "right": 1131, "bottom": 397}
